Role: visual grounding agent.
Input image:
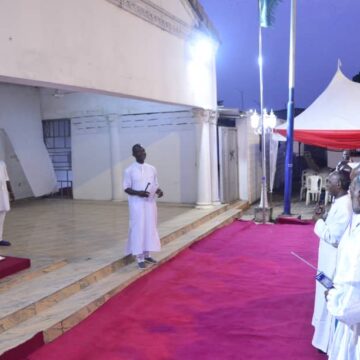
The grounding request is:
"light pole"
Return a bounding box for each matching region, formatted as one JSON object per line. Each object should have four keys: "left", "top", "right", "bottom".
{"left": 250, "top": 109, "right": 277, "bottom": 223}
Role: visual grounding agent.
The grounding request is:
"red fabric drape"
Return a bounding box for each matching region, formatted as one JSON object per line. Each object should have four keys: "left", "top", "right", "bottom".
{"left": 275, "top": 129, "right": 360, "bottom": 149}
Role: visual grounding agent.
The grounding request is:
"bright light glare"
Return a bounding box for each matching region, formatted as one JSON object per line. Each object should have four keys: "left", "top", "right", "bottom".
{"left": 189, "top": 36, "right": 214, "bottom": 64}
{"left": 263, "top": 109, "right": 277, "bottom": 129}
{"left": 268, "top": 110, "right": 277, "bottom": 128}
{"left": 258, "top": 55, "right": 263, "bottom": 67}
{"left": 250, "top": 110, "right": 260, "bottom": 129}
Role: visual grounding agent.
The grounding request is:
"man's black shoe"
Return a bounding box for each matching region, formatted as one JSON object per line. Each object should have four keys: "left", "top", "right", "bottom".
{"left": 145, "top": 257, "right": 157, "bottom": 264}
{"left": 0, "top": 240, "right": 11, "bottom": 246}
{"left": 138, "top": 261, "right": 146, "bottom": 269}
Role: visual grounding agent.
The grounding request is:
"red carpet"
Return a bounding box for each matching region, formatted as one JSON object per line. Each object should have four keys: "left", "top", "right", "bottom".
{"left": 28, "top": 221, "right": 323, "bottom": 360}
{"left": 0, "top": 333, "right": 44, "bottom": 360}
{"left": 0, "top": 256, "right": 31, "bottom": 280}
{"left": 276, "top": 216, "right": 314, "bottom": 225}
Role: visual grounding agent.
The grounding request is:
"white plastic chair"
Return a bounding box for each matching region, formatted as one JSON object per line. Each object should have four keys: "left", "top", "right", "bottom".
{"left": 299, "top": 169, "right": 316, "bottom": 201}
{"left": 305, "top": 175, "right": 323, "bottom": 206}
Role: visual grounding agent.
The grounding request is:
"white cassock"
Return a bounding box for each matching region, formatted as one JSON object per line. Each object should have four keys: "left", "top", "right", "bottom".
{"left": 0, "top": 161, "right": 10, "bottom": 241}
{"left": 327, "top": 214, "right": 360, "bottom": 360}
{"left": 312, "top": 194, "right": 352, "bottom": 353}
{"left": 123, "top": 162, "right": 161, "bottom": 256}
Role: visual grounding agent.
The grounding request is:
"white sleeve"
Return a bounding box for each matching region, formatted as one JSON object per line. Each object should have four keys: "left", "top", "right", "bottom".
{"left": 123, "top": 169, "right": 132, "bottom": 190}
{"left": 327, "top": 282, "right": 360, "bottom": 326}
{"left": 314, "top": 211, "right": 350, "bottom": 247}
{"left": 327, "top": 242, "right": 360, "bottom": 326}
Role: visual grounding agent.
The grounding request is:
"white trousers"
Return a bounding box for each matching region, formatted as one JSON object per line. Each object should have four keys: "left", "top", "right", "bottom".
{"left": 0, "top": 211, "right": 6, "bottom": 241}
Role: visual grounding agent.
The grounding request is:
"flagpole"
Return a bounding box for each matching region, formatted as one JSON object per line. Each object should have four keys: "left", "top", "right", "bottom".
{"left": 283, "top": 0, "right": 297, "bottom": 215}
{"left": 258, "top": 1, "right": 268, "bottom": 224}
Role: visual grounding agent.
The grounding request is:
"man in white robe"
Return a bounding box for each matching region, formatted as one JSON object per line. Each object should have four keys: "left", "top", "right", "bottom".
{"left": 312, "top": 170, "right": 352, "bottom": 353}
{"left": 123, "top": 144, "right": 164, "bottom": 269}
{"left": 0, "top": 160, "right": 14, "bottom": 246}
{"left": 327, "top": 175, "right": 360, "bottom": 360}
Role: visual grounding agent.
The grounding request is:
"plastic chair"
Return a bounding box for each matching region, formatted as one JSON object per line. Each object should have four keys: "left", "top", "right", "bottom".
{"left": 299, "top": 169, "right": 316, "bottom": 201}
{"left": 305, "top": 175, "right": 323, "bottom": 206}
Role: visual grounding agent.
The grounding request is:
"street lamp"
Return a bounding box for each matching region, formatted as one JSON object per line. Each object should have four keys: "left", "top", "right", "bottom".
{"left": 249, "top": 108, "right": 277, "bottom": 222}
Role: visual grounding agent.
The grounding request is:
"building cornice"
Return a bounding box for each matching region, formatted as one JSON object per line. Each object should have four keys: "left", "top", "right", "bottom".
{"left": 106, "top": 0, "right": 194, "bottom": 39}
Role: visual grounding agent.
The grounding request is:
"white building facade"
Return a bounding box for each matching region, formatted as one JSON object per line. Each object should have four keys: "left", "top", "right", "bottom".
{"left": 0, "top": 0, "right": 225, "bottom": 206}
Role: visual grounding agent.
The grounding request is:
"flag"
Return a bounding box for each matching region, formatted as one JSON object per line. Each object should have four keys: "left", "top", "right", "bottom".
{"left": 259, "top": 0, "right": 281, "bottom": 28}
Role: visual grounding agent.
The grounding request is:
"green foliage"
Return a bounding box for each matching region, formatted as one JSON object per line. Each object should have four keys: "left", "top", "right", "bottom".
{"left": 259, "top": 0, "right": 282, "bottom": 27}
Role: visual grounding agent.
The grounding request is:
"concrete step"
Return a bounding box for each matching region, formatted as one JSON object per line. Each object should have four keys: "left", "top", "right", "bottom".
{"left": 0, "top": 259, "right": 68, "bottom": 294}
{"left": 0, "top": 205, "right": 245, "bottom": 356}
{"left": 0, "top": 201, "right": 247, "bottom": 335}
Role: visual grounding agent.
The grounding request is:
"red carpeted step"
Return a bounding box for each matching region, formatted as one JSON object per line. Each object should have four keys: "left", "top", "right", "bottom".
{"left": 0, "top": 256, "right": 31, "bottom": 280}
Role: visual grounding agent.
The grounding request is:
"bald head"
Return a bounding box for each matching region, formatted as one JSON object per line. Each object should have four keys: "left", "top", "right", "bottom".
{"left": 342, "top": 150, "right": 351, "bottom": 161}
{"left": 326, "top": 170, "right": 350, "bottom": 197}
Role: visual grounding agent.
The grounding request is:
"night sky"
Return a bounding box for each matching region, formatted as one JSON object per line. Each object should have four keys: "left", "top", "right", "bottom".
{"left": 201, "top": 0, "right": 360, "bottom": 112}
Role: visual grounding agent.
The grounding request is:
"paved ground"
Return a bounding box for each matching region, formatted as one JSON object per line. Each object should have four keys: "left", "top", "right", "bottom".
{"left": 241, "top": 192, "right": 317, "bottom": 221}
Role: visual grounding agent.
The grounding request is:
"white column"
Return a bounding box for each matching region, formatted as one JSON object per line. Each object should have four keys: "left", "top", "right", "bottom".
{"left": 236, "top": 117, "right": 249, "bottom": 201}
{"left": 209, "top": 111, "right": 221, "bottom": 205}
{"left": 193, "top": 108, "right": 212, "bottom": 208}
{"left": 108, "top": 114, "right": 122, "bottom": 201}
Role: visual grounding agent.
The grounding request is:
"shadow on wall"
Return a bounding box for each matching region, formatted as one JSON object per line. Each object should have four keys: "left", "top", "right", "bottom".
{"left": 0, "top": 129, "right": 33, "bottom": 199}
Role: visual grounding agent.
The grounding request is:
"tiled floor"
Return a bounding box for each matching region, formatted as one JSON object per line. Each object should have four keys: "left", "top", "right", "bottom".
{"left": 0, "top": 195, "right": 316, "bottom": 269}
{"left": 0, "top": 198, "right": 219, "bottom": 266}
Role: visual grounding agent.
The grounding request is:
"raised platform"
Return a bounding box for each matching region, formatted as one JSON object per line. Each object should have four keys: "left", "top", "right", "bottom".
{"left": 0, "top": 199, "right": 249, "bottom": 356}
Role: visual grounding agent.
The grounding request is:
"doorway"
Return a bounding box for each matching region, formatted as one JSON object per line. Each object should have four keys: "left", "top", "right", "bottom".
{"left": 219, "top": 126, "right": 239, "bottom": 203}
{"left": 42, "top": 119, "right": 72, "bottom": 198}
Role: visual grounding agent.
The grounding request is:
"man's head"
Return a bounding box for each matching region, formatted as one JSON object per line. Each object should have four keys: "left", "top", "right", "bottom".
{"left": 326, "top": 170, "right": 351, "bottom": 197}
{"left": 342, "top": 150, "right": 351, "bottom": 161}
{"left": 132, "top": 144, "right": 146, "bottom": 164}
{"left": 350, "top": 175, "right": 360, "bottom": 214}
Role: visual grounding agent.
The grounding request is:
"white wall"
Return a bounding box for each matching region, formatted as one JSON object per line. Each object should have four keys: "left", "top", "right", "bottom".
{"left": 0, "top": 0, "right": 217, "bottom": 110}
{"left": 119, "top": 114, "right": 197, "bottom": 203}
{"left": 40, "top": 91, "right": 189, "bottom": 120}
{"left": 0, "top": 129, "right": 33, "bottom": 199}
{"left": 41, "top": 91, "right": 197, "bottom": 203}
{"left": 0, "top": 84, "right": 57, "bottom": 197}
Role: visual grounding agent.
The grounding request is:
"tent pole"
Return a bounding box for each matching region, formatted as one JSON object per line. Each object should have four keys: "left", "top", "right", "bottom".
{"left": 283, "top": 0, "right": 297, "bottom": 215}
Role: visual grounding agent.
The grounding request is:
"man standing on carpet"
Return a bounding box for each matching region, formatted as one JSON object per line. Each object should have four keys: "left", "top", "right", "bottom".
{"left": 123, "top": 144, "right": 164, "bottom": 269}
{"left": 312, "top": 170, "right": 352, "bottom": 354}
{"left": 0, "top": 160, "right": 14, "bottom": 246}
{"left": 326, "top": 174, "right": 360, "bottom": 360}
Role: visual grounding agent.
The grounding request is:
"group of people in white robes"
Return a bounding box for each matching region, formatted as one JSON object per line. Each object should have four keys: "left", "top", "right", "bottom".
{"left": 312, "top": 166, "right": 360, "bottom": 359}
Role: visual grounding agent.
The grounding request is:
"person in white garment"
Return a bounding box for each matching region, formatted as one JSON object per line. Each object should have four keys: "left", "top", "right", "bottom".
{"left": 123, "top": 144, "right": 164, "bottom": 269}
{"left": 326, "top": 174, "right": 360, "bottom": 360}
{"left": 336, "top": 150, "right": 357, "bottom": 173}
{"left": 311, "top": 170, "right": 352, "bottom": 354}
{"left": 0, "top": 160, "right": 14, "bottom": 246}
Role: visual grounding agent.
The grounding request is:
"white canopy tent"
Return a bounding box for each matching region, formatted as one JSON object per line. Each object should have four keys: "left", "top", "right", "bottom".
{"left": 274, "top": 68, "right": 360, "bottom": 149}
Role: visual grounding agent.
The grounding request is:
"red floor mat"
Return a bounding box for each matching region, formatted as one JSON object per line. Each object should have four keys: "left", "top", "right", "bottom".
{"left": 0, "top": 255, "right": 31, "bottom": 280}
{"left": 28, "top": 221, "right": 323, "bottom": 360}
